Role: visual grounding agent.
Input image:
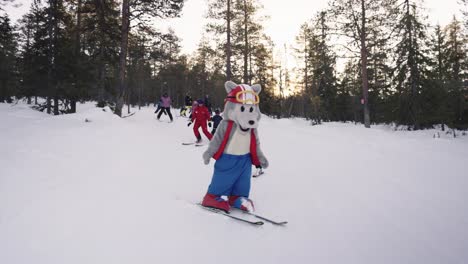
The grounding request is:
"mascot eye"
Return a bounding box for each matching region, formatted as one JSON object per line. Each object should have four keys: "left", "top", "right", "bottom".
{"left": 241, "top": 106, "right": 245, "bottom": 112}
{"left": 249, "top": 107, "right": 254, "bottom": 112}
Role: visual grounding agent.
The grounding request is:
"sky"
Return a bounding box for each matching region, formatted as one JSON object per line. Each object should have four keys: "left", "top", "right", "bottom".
{"left": 157, "top": 0, "right": 464, "bottom": 55}
{"left": 2, "top": 0, "right": 464, "bottom": 56}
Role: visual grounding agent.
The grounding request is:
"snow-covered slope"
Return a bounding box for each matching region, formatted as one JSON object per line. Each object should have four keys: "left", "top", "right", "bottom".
{"left": 1, "top": 102, "right": 468, "bottom": 264}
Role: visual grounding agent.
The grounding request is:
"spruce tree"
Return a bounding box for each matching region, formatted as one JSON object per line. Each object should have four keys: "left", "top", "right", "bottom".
{"left": 424, "top": 24, "right": 450, "bottom": 128}
{"left": 294, "top": 12, "right": 337, "bottom": 121}
{"left": 444, "top": 16, "right": 467, "bottom": 129}
{"left": 392, "top": 0, "right": 431, "bottom": 129}
{"left": 0, "top": 14, "right": 17, "bottom": 103}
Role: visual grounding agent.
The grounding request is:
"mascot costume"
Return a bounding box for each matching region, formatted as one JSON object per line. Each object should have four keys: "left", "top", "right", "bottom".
{"left": 201, "top": 81, "right": 269, "bottom": 213}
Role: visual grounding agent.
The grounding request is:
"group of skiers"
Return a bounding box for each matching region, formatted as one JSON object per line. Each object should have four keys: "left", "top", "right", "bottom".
{"left": 154, "top": 93, "right": 223, "bottom": 143}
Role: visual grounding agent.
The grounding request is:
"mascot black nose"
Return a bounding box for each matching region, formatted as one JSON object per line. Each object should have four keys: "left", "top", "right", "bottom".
{"left": 249, "top": 120, "right": 255, "bottom": 125}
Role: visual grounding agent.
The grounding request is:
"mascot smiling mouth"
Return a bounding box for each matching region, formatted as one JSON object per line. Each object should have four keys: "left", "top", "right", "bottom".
{"left": 239, "top": 126, "right": 250, "bottom": 132}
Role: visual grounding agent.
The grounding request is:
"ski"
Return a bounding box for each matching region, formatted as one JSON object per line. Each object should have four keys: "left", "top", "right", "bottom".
{"left": 235, "top": 209, "right": 288, "bottom": 225}
{"left": 181, "top": 142, "right": 205, "bottom": 146}
{"left": 197, "top": 204, "right": 264, "bottom": 226}
{"left": 122, "top": 112, "right": 136, "bottom": 118}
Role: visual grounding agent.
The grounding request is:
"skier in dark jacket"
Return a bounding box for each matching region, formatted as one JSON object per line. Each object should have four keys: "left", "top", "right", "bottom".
{"left": 210, "top": 109, "right": 223, "bottom": 135}
{"left": 185, "top": 94, "right": 193, "bottom": 106}
{"left": 204, "top": 94, "right": 212, "bottom": 115}
{"left": 180, "top": 94, "right": 193, "bottom": 117}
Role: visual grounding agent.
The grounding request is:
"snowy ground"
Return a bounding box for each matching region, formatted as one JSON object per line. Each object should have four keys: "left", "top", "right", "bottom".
{"left": 1, "top": 102, "right": 468, "bottom": 264}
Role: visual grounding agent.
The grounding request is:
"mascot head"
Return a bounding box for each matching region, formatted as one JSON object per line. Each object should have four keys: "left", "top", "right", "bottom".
{"left": 223, "top": 81, "right": 262, "bottom": 131}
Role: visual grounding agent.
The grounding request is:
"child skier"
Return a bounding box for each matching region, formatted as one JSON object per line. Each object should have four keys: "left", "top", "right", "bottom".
{"left": 188, "top": 99, "right": 212, "bottom": 143}
{"left": 188, "top": 99, "right": 198, "bottom": 119}
{"left": 210, "top": 109, "right": 223, "bottom": 135}
{"left": 180, "top": 94, "right": 193, "bottom": 117}
{"left": 154, "top": 98, "right": 165, "bottom": 115}
{"left": 157, "top": 93, "right": 173, "bottom": 122}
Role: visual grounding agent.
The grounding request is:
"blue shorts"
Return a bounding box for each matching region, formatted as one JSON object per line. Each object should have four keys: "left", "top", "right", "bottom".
{"left": 207, "top": 153, "right": 252, "bottom": 197}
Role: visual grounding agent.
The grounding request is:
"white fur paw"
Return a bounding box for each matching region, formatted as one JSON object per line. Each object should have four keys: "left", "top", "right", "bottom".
{"left": 260, "top": 158, "right": 269, "bottom": 169}
{"left": 202, "top": 152, "right": 211, "bottom": 165}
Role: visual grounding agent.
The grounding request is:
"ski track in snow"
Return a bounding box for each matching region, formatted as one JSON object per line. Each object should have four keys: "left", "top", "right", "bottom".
{"left": 1, "top": 102, "right": 468, "bottom": 264}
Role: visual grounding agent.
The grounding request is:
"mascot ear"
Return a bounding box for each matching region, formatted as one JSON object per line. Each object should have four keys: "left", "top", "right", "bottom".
{"left": 225, "top": 81, "right": 238, "bottom": 93}
{"left": 251, "top": 84, "right": 262, "bottom": 94}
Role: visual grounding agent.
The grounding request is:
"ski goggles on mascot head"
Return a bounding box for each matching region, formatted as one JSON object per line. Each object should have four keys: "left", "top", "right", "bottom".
{"left": 225, "top": 85, "right": 260, "bottom": 105}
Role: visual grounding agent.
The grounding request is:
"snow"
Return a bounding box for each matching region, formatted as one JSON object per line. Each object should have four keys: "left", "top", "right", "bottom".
{"left": 1, "top": 102, "right": 468, "bottom": 264}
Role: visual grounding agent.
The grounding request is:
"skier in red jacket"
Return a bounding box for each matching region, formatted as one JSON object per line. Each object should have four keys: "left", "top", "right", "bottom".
{"left": 188, "top": 99, "right": 213, "bottom": 143}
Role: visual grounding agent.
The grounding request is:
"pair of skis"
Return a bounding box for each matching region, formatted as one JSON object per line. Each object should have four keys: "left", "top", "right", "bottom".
{"left": 198, "top": 203, "right": 287, "bottom": 226}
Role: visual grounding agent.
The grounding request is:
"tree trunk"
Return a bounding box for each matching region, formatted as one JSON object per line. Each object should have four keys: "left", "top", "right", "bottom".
{"left": 360, "top": 0, "right": 370, "bottom": 128}
{"left": 97, "top": 0, "right": 106, "bottom": 106}
{"left": 243, "top": 0, "right": 249, "bottom": 84}
{"left": 249, "top": 47, "right": 253, "bottom": 84}
{"left": 406, "top": 0, "right": 418, "bottom": 129}
{"left": 54, "top": 96, "right": 59, "bottom": 115}
{"left": 25, "top": 19, "right": 32, "bottom": 103}
{"left": 71, "top": 101, "right": 76, "bottom": 113}
{"left": 138, "top": 81, "right": 142, "bottom": 110}
{"left": 279, "top": 65, "right": 283, "bottom": 118}
{"left": 46, "top": 0, "right": 55, "bottom": 115}
{"left": 53, "top": 1, "right": 59, "bottom": 116}
{"left": 304, "top": 27, "right": 308, "bottom": 118}
{"left": 226, "top": 0, "right": 232, "bottom": 81}
{"left": 70, "top": 0, "right": 82, "bottom": 114}
{"left": 115, "top": 0, "right": 130, "bottom": 117}
{"left": 98, "top": 47, "right": 105, "bottom": 106}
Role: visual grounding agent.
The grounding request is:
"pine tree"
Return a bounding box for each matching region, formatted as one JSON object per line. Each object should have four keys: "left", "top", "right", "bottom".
{"left": 205, "top": 0, "right": 270, "bottom": 85}
{"left": 230, "top": 0, "right": 264, "bottom": 84}
{"left": 329, "top": 0, "right": 398, "bottom": 128}
{"left": 392, "top": 0, "right": 431, "bottom": 129}
{"left": 293, "top": 22, "right": 312, "bottom": 117}
{"left": 294, "top": 12, "right": 337, "bottom": 121}
{"left": 206, "top": 0, "right": 237, "bottom": 81}
{"left": 81, "top": 0, "right": 120, "bottom": 107}
{"left": 17, "top": 12, "right": 36, "bottom": 104}
{"left": 310, "top": 11, "right": 337, "bottom": 121}
{"left": 39, "top": 0, "right": 78, "bottom": 115}
{"left": 0, "top": 14, "right": 18, "bottom": 103}
{"left": 460, "top": 0, "right": 468, "bottom": 30}
{"left": 16, "top": 0, "right": 94, "bottom": 114}
{"left": 424, "top": 24, "right": 450, "bottom": 128}
{"left": 21, "top": 2, "right": 49, "bottom": 107}
{"left": 444, "top": 16, "right": 467, "bottom": 129}
{"left": 337, "top": 60, "right": 361, "bottom": 122}
{"left": 364, "top": 10, "right": 393, "bottom": 124}
{"left": 114, "top": 0, "right": 184, "bottom": 117}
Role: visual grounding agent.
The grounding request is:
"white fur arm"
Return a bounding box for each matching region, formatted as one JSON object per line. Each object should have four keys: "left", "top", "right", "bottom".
{"left": 202, "top": 120, "right": 228, "bottom": 165}
{"left": 253, "top": 128, "right": 269, "bottom": 169}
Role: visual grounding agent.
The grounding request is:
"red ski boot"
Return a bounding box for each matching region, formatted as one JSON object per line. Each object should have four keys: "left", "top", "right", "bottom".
{"left": 201, "top": 193, "right": 230, "bottom": 213}
{"left": 228, "top": 196, "right": 255, "bottom": 212}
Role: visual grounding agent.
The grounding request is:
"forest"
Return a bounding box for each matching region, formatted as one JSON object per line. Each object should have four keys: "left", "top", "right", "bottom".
{"left": 0, "top": 0, "right": 467, "bottom": 129}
